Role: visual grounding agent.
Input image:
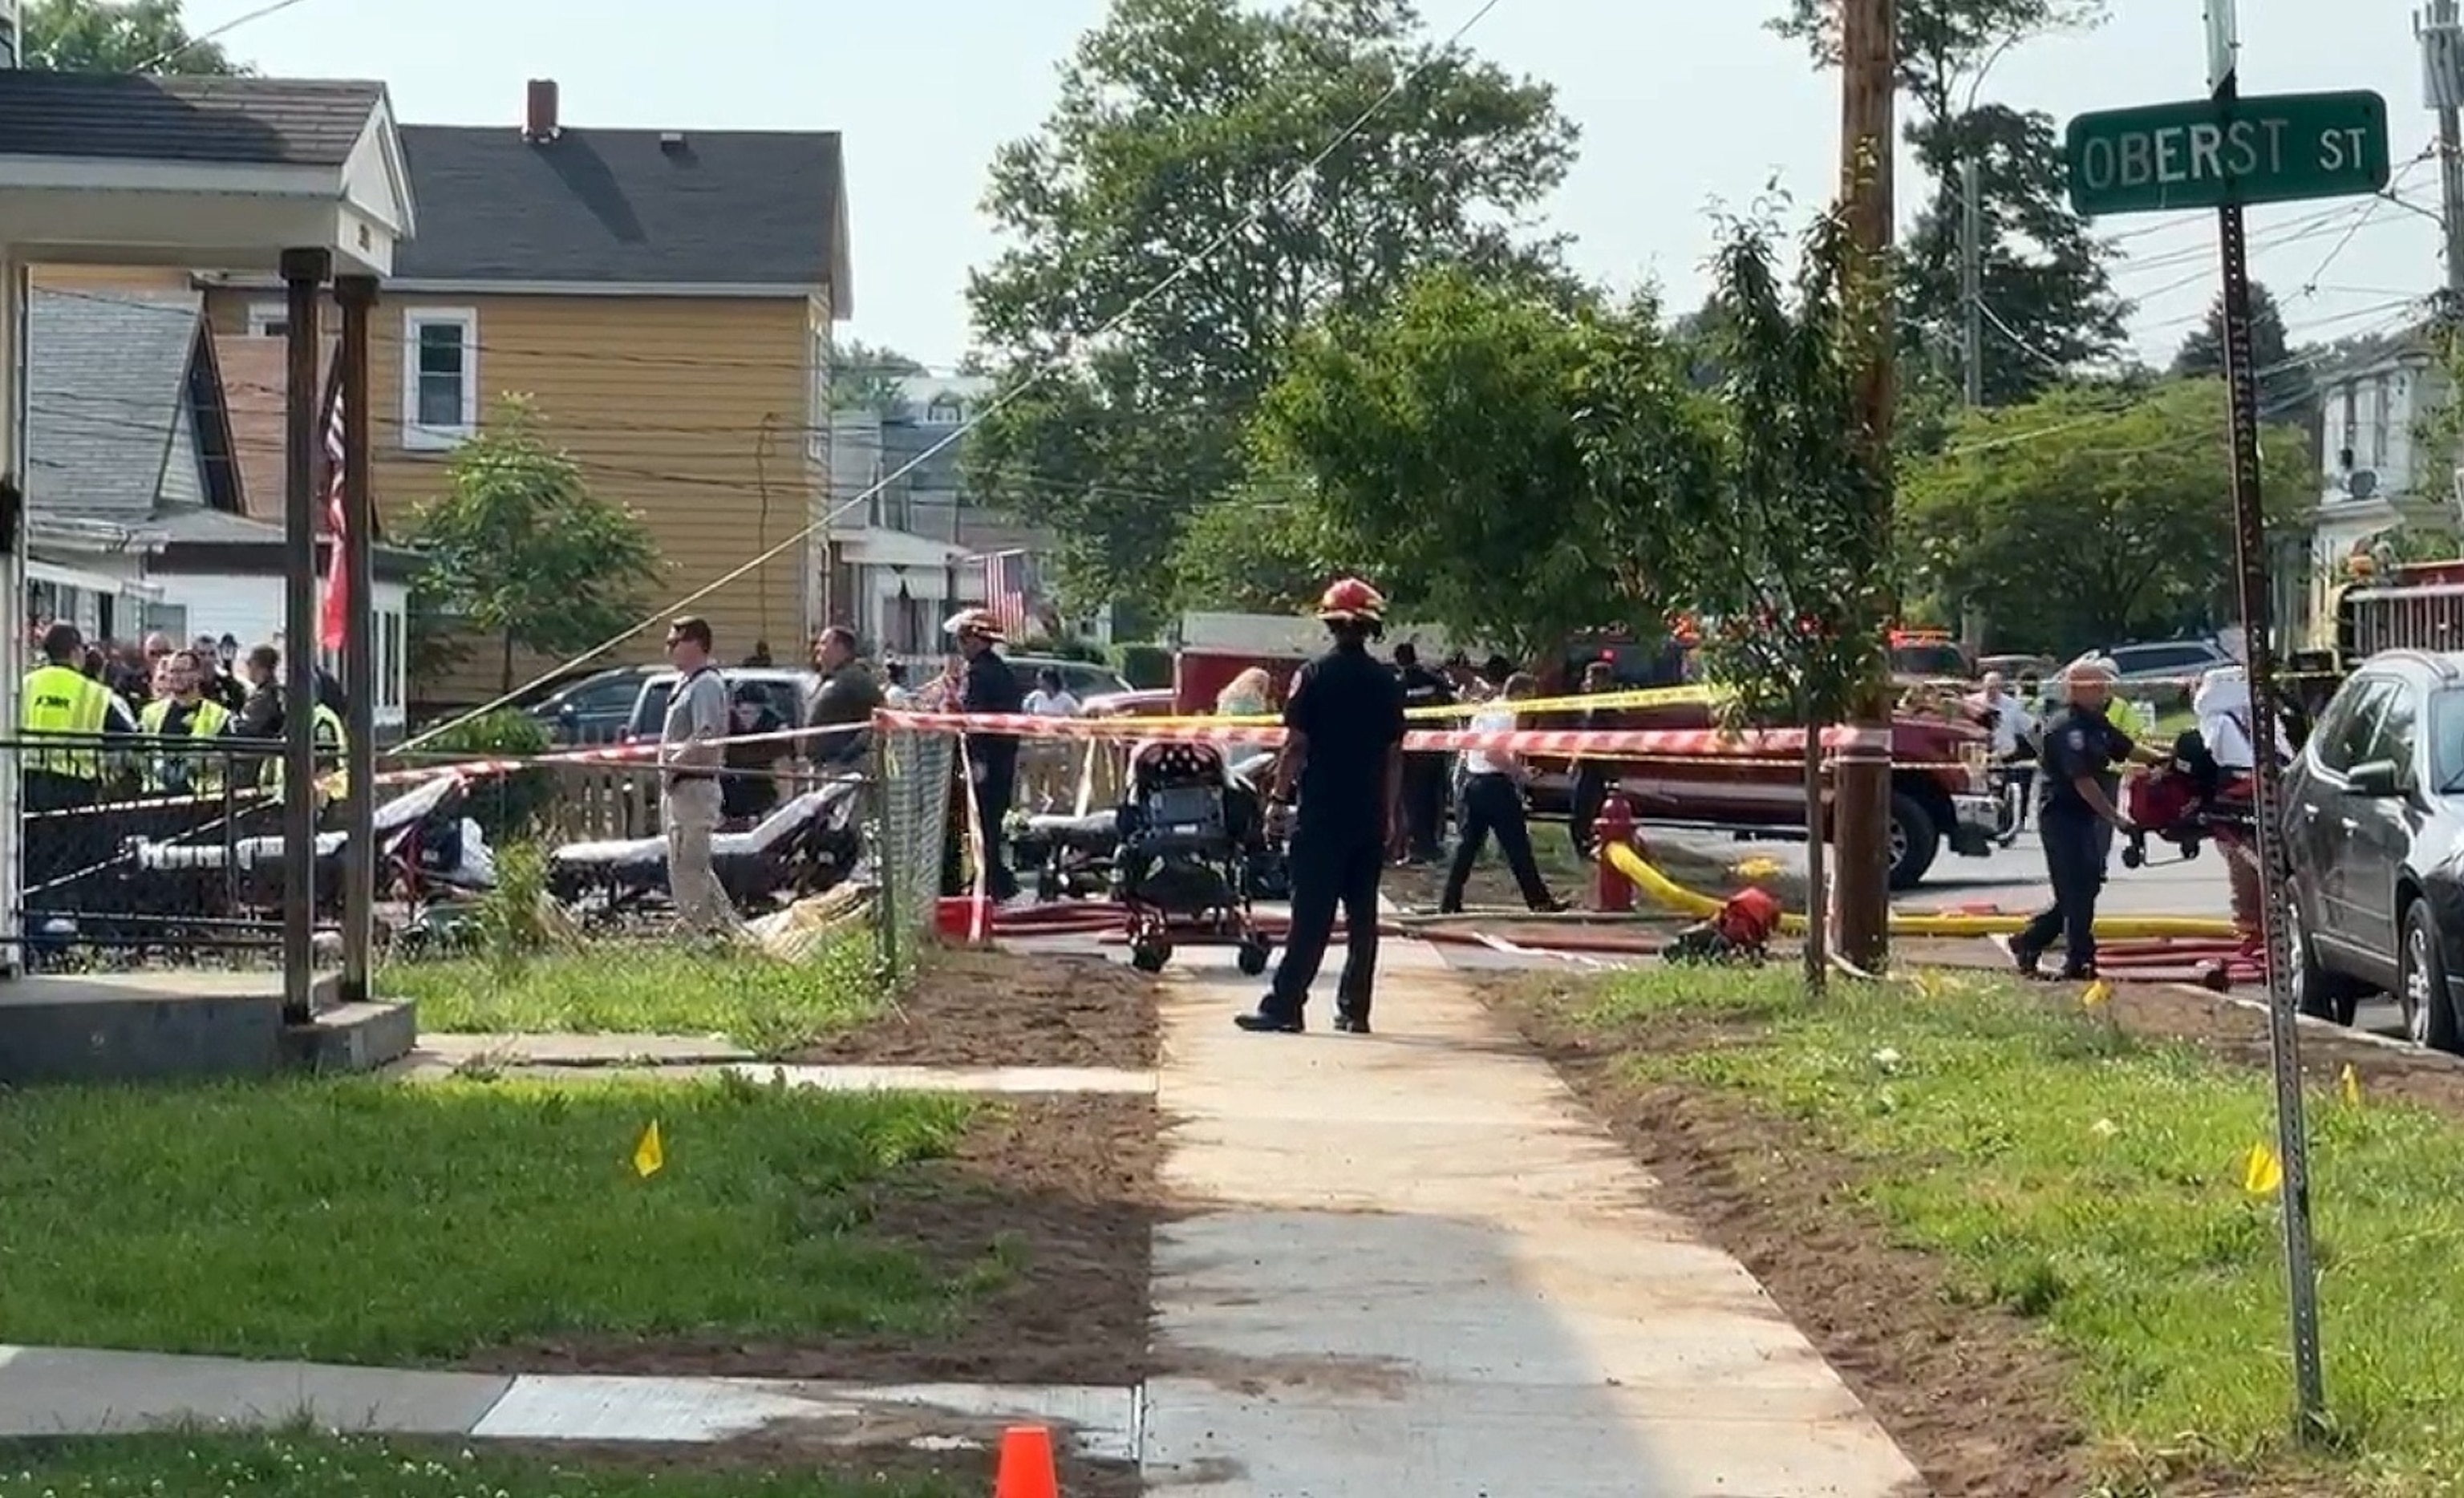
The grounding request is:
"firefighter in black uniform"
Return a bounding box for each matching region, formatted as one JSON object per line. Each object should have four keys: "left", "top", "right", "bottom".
{"left": 2012, "top": 660, "right": 2147, "bottom": 980}
{"left": 1390, "top": 641, "right": 1454, "bottom": 864}
{"left": 1238, "top": 577, "right": 1408, "bottom": 1036}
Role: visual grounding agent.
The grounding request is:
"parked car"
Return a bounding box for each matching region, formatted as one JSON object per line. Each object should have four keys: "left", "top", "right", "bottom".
{"left": 529, "top": 666, "right": 660, "bottom": 746}
{"left": 622, "top": 668, "right": 821, "bottom": 744}
{"left": 2062, "top": 639, "right": 2235, "bottom": 708}
{"left": 2280, "top": 649, "right": 2464, "bottom": 1049}
{"left": 1005, "top": 655, "right": 1135, "bottom": 703}
{"left": 1976, "top": 653, "right": 2057, "bottom": 685}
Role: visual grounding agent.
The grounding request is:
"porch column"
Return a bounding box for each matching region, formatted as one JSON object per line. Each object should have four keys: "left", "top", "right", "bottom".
{"left": 334, "top": 275, "right": 378, "bottom": 1004}
{"left": 0, "top": 251, "right": 21, "bottom": 979}
{"left": 278, "top": 246, "right": 330, "bottom": 1026}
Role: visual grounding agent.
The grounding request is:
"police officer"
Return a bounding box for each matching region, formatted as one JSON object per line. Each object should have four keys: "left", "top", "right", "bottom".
{"left": 20, "top": 622, "right": 128, "bottom": 885}
{"left": 2013, "top": 658, "right": 2150, "bottom": 981}
{"left": 1390, "top": 641, "right": 1454, "bottom": 864}
{"left": 1238, "top": 577, "right": 1407, "bottom": 1035}
{"left": 940, "top": 608, "right": 1024, "bottom": 903}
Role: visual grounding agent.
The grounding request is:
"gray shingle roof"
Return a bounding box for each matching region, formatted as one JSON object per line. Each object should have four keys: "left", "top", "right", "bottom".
{"left": 25, "top": 287, "right": 202, "bottom": 520}
{"left": 394, "top": 124, "right": 841, "bottom": 287}
{"left": 0, "top": 73, "right": 384, "bottom": 166}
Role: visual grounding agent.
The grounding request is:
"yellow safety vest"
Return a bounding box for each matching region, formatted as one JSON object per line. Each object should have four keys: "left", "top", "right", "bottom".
{"left": 138, "top": 696, "right": 233, "bottom": 793}
{"left": 21, "top": 664, "right": 112, "bottom": 779}
{"left": 263, "top": 702, "right": 348, "bottom": 800}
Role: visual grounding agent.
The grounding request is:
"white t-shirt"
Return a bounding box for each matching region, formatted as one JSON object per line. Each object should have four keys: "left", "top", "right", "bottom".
{"left": 1983, "top": 691, "right": 2036, "bottom": 757}
{"left": 1024, "top": 689, "right": 1080, "bottom": 718}
{"left": 1461, "top": 706, "right": 1519, "bottom": 777}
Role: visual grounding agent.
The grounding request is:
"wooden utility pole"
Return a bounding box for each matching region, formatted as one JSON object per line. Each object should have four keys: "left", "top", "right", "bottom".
{"left": 1834, "top": 0, "right": 1899, "bottom": 968}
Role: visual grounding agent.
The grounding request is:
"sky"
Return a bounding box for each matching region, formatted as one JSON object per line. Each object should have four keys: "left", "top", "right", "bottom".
{"left": 182, "top": 0, "right": 2447, "bottom": 374}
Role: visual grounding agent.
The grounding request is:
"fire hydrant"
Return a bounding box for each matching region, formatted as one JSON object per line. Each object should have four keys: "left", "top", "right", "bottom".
{"left": 1592, "top": 792, "right": 1636, "bottom": 913}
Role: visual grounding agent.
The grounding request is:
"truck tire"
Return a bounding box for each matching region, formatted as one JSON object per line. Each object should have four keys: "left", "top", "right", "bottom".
{"left": 1887, "top": 790, "right": 1940, "bottom": 891}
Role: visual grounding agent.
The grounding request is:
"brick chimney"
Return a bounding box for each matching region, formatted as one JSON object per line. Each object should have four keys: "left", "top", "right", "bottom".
{"left": 523, "top": 79, "right": 559, "bottom": 142}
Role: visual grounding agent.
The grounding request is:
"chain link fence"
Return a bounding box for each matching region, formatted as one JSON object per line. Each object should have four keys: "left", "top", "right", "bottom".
{"left": 869, "top": 725, "right": 954, "bottom": 982}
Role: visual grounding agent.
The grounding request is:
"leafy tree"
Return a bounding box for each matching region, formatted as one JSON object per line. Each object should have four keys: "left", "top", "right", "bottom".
{"left": 1246, "top": 267, "right": 1716, "bottom": 662}
{"left": 407, "top": 397, "right": 666, "bottom": 693}
{"left": 2170, "top": 281, "right": 2316, "bottom": 427}
{"left": 1660, "top": 209, "right": 1895, "bottom": 987}
{"left": 23, "top": 0, "right": 248, "bottom": 72}
{"left": 1901, "top": 379, "right": 2314, "bottom": 655}
{"left": 828, "top": 339, "right": 926, "bottom": 414}
{"left": 1770, "top": 1, "right": 2125, "bottom": 409}
{"left": 963, "top": 0, "right": 1577, "bottom": 616}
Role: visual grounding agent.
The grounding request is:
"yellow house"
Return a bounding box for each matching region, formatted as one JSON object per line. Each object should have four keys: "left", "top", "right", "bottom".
{"left": 197, "top": 79, "right": 851, "bottom": 705}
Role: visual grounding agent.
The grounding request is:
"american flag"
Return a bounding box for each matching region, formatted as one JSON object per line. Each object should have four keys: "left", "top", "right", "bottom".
{"left": 982, "top": 549, "right": 1032, "bottom": 640}
{"left": 314, "top": 370, "right": 349, "bottom": 653}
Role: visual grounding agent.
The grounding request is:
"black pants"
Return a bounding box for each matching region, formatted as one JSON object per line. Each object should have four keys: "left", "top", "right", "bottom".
{"left": 1443, "top": 773, "right": 1552, "bottom": 912}
{"left": 1266, "top": 822, "right": 1385, "bottom": 1021}
{"left": 938, "top": 760, "right": 1019, "bottom": 901}
{"left": 1568, "top": 766, "right": 1609, "bottom": 860}
{"left": 2018, "top": 809, "right": 2104, "bottom": 973}
{"left": 22, "top": 770, "right": 97, "bottom": 893}
{"left": 1400, "top": 754, "right": 1449, "bottom": 860}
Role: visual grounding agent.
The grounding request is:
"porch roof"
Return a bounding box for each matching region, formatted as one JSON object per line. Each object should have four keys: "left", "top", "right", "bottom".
{"left": 0, "top": 72, "right": 415, "bottom": 276}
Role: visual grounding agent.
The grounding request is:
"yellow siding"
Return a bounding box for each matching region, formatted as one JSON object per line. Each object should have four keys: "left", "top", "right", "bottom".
{"left": 28, "top": 265, "right": 195, "bottom": 293}
{"left": 202, "top": 289, "right": 820, "bottom": 705}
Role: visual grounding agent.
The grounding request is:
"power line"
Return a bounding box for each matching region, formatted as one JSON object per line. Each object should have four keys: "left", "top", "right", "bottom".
{"left": 136, "top": 0, "right": 322, "bottom": 71}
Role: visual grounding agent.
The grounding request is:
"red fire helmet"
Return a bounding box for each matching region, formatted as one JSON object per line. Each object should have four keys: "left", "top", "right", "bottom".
{"left": 1314, "top": 577, "right": 1388, "bottom": 624}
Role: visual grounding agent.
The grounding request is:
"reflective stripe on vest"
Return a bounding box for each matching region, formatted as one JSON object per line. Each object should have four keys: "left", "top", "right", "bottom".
{"left": 265, "top": 702, "right": 349, "bottom": 798}
{"left": 22, "top": 665, "right": 111, "bottom": 779}
{"left": 137, "top": 697, "right": 232, "bottom": 792}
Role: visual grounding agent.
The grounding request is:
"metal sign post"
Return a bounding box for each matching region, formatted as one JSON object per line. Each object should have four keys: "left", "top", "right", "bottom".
{"left": 2208, "top": 9, "right": 2329, "bottom": 1441}
{"left": 2062, "top": 2, "right": 2336, "bottom": 1443}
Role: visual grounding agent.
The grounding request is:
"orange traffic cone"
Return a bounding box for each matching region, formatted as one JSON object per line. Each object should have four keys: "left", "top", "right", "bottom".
{"left": 994, "top": 1423, "right": 1060, "bottom": 1498}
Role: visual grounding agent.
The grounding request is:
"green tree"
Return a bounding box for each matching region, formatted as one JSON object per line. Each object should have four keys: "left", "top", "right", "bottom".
{"left": 1246, "top": 267, "right": 1716, "bottom": 662}
{"left": 407, "top": 397, "right": 666, "bottom": 693}
{"left": 2170, "top": 280, "right": 2316, "bottom": 427}
{"left": 828, "top": 339, "right": 926, "bottom": 414}
{"left": 23, "top": 0, "right": 248, "bottom": 72}
{"left": 1901, "top": 379, "right": 2314, "bottom": 655}
{"left": 1664, "top": 209, "right": 1895, "bottom": 986}
{"left": 963, "top": 0, "right": 1577, "bottom": 616}
{"left": 1770, "top": 2, "right": 2125, "bottom": 408}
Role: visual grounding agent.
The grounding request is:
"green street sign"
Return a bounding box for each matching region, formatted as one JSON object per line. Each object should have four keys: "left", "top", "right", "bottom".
{"left": 2065, "top": 89, "right": 2390, "bottom": 216}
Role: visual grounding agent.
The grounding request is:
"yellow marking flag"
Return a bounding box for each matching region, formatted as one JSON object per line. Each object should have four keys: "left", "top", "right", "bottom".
{"left": 2241, "top": 1142, "right": 2283, "bottom": 1196}
{"left": 2340, "top": 1063, "right": 2362, "bottom": 1109}
{"left": 632, "top": 1120, "right": 665, "bottom": 1179}
{"left": 2081, "top": 979, "right": 2113, "bottom": 1010}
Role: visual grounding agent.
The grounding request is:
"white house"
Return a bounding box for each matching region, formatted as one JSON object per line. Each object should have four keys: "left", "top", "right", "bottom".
{"left": 2309, "top": 342, "right": 2454, "bottom": 633}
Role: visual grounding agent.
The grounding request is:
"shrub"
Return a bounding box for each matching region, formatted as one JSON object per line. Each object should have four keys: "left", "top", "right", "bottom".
{"left": 1111, "top": 642, "right": 1173, "bottom": 689}
{"left": 412, "top": 709, "right": 556, "bottom": 840}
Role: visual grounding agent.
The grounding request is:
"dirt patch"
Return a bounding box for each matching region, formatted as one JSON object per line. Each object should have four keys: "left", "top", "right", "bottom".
{"left": 2097, "top": 974, "right": 2464, "bottom": 1124}
{"left": 799, "top": 945, "right": 1159, "bottom": 1069}
{"left": 1493, "top": 978, "right": 2092, "bottom": 1498}
{"left": 468, "top": 1094, "right": 1160, "bottom": 1389}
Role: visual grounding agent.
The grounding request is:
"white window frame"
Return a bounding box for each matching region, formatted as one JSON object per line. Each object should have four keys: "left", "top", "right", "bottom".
{"left": 808, "top": 325, "right": 829, "bottom": 464}
{"left": 245, "top": 302, "right": 289, "bottom": 339}
{"left": 400, "top": 307, "right": 480, "bottom": 452}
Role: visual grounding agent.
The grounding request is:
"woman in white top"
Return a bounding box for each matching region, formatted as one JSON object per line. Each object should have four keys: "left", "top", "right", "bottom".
{"left": 1437, "top": 672, "right": 1567, "bottom": 914}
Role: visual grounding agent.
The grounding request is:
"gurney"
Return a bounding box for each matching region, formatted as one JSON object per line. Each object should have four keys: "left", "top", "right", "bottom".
{"left": 546, "top": 777, "right": 863, "bottom": 913}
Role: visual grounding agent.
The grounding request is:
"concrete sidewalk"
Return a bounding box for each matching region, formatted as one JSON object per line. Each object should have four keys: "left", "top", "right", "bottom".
{"left": 1140, "top": 941, "right": 1923, "bottom": 1497}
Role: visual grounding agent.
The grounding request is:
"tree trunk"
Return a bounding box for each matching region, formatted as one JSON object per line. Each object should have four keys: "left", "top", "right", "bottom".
{"left": 1802, "top": 715, "right": 1830, "bottom": 998}
{"left": 500, "top": 630, "right": 516, "bottom": 695}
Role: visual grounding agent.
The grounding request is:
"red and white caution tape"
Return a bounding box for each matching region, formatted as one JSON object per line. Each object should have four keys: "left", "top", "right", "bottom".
{"left": 874, "top": 709, "right": 1899, "bottom": 757}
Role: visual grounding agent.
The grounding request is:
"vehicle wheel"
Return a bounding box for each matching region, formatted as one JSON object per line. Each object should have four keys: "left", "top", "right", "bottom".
{"left": 1129, "top": 941, "right": 1169, "bottom": 974}
{"left": 2400, "top": 900, "right": 2462, "bottom": 1053}
{"left": 2286, "top": 892, "right": 2363, "bottom": 1026}
{"left": 1236, "top": 937, "right": 1273, "bottom": 978}
{"left": 1886, "top": 791, "right": 1940, "bottom": 891}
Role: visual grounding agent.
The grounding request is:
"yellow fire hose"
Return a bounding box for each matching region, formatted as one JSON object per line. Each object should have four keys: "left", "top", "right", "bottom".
{"left": 1602, "top": 841, "right": 2242, "bottom": 941}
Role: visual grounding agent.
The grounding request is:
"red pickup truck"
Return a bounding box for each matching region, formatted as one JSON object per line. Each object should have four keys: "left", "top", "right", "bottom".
{"left": 1169, "top": 618, "right": 1999, "bottom": 889}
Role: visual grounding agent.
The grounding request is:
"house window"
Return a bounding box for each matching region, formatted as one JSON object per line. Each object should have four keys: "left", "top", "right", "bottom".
{"left": 378, "top": 607, "right": 403, "bottom": 710}
{"left": 400, "top": 308, "right": 478, "bottom": 451}
{"left": 246, "top": 302, "right": 288, "bottom": 339}
{"left": 923, "top": 396, "right": 964, "bottom": 426}
{"left": 2366, "top": 376, "right": 2390, "bottom": 469}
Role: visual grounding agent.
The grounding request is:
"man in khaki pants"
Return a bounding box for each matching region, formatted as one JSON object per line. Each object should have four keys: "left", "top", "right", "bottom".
{"left": 659, "top": 616, "right": 737, "bottom": 937}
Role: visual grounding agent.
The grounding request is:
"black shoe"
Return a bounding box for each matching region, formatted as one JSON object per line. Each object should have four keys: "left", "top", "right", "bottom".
{"left": 2056, "top": 964, "right": 2098, "bottom": 982}
{"left": 1529, "top": 895, "right": 1572, "bottom": 913}
{"left": 2012, "top": 942, "right": 2045, "bottom": 978}
{"left": 1234, "top": 1006, "right": 1304, "bottom": 1034}
{"left": 1333, "top": 1010, "right": 1372, "bottom": 1034}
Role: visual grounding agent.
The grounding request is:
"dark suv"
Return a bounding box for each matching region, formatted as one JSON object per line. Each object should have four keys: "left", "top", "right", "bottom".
{"left": 2282, "top": 650, "right": 2464, "bottom": 1049}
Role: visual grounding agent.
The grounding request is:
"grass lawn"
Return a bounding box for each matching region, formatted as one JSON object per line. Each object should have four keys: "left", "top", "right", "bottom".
{"left": 0, "top": 1435, "right": 965, "bottom": 1497}
{"left": 1569, "top": 965, "right": 2464, "bottom": 1493}
{"left": 0, "top": 1075, "right": 980, "bottom": 1366}
{"left": 382, "top": 937, "right": 884, "bottom": 1051}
